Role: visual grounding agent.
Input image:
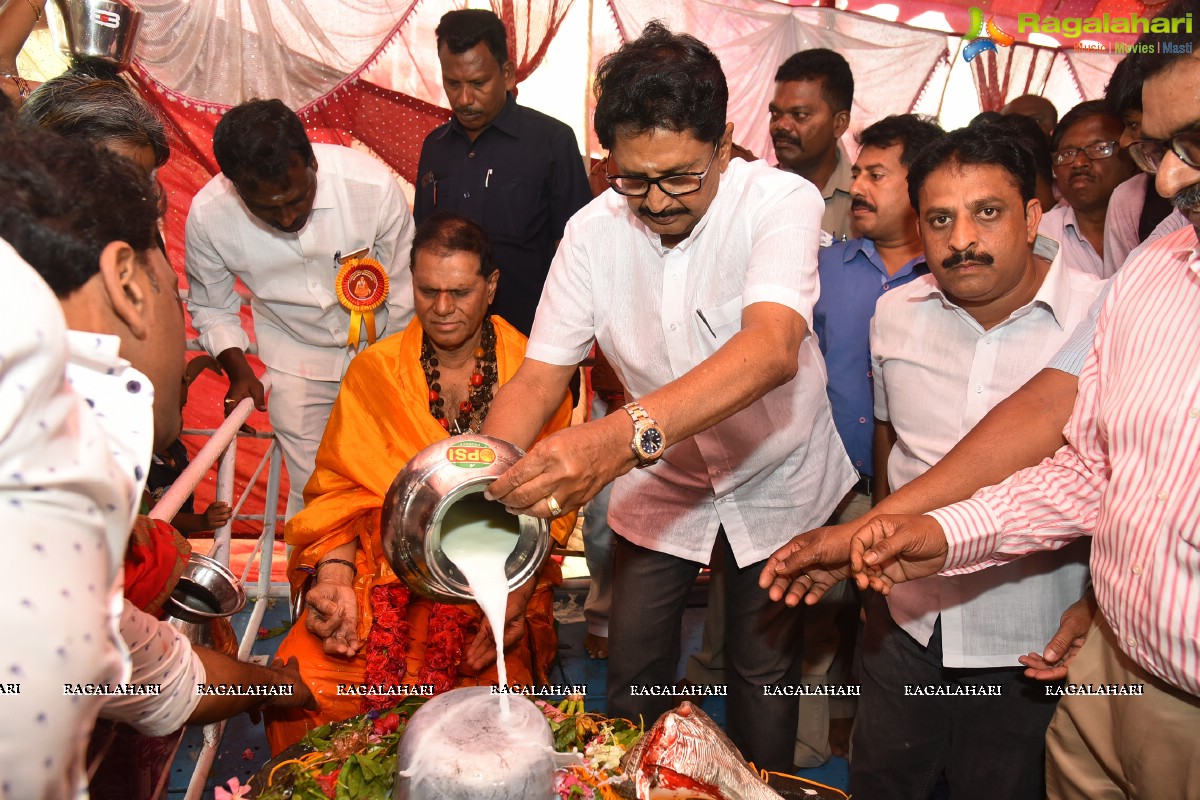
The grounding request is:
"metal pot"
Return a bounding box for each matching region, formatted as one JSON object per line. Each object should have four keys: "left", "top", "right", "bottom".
{"left": 380, "top": 435, "right": 551, "bottom": 604}
{"left": 47, "top": 0, "right": 143, "bottom": 66}
{"left": 163, "top": 554, "right": 247, "bottom": 657}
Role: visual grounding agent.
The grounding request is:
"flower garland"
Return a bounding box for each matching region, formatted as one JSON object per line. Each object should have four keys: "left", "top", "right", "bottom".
{"left": 359, "top": 585, "right": 479, "bottom": 712}
{"left": 416, "top": 603, "right": 475, "bottom": 693}
{"left": 360, "top": 584, "right": 413, "bottom": 714}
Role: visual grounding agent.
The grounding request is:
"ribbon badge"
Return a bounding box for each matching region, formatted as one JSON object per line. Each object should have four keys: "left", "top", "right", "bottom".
{"left": 336, "top": 257, "right": 389, "bottom": 349}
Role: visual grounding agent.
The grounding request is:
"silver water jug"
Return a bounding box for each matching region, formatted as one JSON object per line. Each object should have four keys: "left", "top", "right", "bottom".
{"left": 380, "top": 435, "right": 552, "bottom": 604}
{"left": 163, "top": 554, "right": 247, "bottom": 657}
{"left": 47, "top": 0, "right": 142, "bottom": 66}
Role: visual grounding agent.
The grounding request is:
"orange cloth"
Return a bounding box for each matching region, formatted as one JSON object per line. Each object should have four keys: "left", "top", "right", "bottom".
{"left": 265, "top": 316, "right": 574, "bottom": 754}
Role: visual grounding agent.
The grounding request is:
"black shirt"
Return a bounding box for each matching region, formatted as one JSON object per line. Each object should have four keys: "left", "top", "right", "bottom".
{"left": 415, "top": 95, "right": 592, "bottom": 335}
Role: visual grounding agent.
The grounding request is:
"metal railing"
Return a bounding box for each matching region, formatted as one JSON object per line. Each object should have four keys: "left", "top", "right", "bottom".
{"left": 147, "top": 376, "right": 292, "bottom": 800}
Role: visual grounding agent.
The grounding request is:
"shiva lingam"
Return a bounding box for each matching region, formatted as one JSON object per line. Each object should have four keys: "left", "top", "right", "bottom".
{"left": 394, "top": 686, "right": 573, "bottom": 800}
{"left": 379, "top": 434, "right": 551, "bottom": 604}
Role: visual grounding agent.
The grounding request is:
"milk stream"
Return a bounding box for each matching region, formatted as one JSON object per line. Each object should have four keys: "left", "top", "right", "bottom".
{"left": 439, "top": 498, "right": 521, "bottom": 718}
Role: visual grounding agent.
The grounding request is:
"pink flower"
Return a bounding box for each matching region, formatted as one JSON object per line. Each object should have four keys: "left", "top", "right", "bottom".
{"left": 242, "top": 748, "right": 254, "bottom": 761}
{"left": 214, "top": 777, "right": 251, "bottom": 800}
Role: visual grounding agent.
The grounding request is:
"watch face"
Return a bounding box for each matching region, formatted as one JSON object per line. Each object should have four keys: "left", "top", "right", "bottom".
{"left": 640, "top": 427, "right": 664, "bottom": 456}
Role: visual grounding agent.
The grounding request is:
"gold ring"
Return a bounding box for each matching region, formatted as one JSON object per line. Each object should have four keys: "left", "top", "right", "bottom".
{"left": 546, "top": 495, "right": 562, "bottom": 517}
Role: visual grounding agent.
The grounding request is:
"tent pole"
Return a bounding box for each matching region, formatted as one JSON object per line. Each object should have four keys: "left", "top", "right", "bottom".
{"left": 585, "top": 0, "right": 595, "bottom": 157}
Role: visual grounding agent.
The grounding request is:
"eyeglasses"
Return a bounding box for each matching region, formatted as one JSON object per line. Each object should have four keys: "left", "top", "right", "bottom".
{"left": 1128, "top": 130, "right": 1200, "bottom": 174}
{"left": 605, "top": 143, "right": 720, "bottom": 197}
{"left": 1051, "top": 140, "right": 1119, "bottom": 167}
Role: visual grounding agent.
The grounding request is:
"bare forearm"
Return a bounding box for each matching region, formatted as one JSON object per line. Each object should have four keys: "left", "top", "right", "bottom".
{"left": 216, "top": 346, "right": 253, "bottom": 380}
{"left": 0, "top": 0, "right": 43, "bottom": 68}
{"left": 873, "top": 368, "right": 1078, "bottom": 517}
{"left": 641, "top": 325, "right": 800, "bottom": 447}
{"left": 188, "top": 649, "right": 302, "bottom": 724}
{"left": 170, "top": 513, "right": 208, "bottom": 534}
{"left": 483, "top": 361, "right": 577, "bottom": 449}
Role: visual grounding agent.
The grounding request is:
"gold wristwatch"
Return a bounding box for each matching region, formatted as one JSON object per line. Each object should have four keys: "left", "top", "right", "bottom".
{"left": 623, "top": 401, "right": 666, "bottom": 467}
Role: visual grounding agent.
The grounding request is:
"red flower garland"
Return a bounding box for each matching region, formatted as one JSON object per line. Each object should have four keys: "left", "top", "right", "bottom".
{"left": 360, "top": 584, "right": 412, "bottom": 714}
{"left": 358, "top": 586, "right": 480, "bottom": 712}
{"left": 417, "top": 603, "right": 476, "bottom": 693}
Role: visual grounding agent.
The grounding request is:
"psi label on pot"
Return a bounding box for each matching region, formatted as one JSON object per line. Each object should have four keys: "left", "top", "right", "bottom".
{"left": 447, "top": 441, "right": 496, "bottom": 468}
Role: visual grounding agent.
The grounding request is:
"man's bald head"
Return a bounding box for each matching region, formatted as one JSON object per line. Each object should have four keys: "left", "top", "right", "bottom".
{"left": 1002, "top": 94, "right": 1058, "bottom": 138}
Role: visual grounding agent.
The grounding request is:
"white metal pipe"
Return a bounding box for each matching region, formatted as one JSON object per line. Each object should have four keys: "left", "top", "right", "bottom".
{"left": 208, "top": 436, "right": 237, "bottom": 563}
{"left": 229, "top": 442, "right": 274, "bottom": 522}
{"left": 149, "top": 373, "right": 271, "bottom": 523}
{"left": 183, "top": 721, "right": 225, "bottom": 800}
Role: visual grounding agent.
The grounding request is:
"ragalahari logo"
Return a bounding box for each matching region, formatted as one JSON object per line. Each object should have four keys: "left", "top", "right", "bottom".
{"left": 962, "top": 7, "right": 1016, "bottom": 62}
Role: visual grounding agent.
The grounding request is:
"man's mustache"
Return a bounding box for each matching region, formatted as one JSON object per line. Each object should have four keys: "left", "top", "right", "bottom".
{"left": 772, "top": 134, "right": 802, "bottom": 148}
{"left": 852, "top": 199, "right": 876, "bottom": 213}
{"left": 942, "top": 249, "right": 995, "bottom": 270}
{"left": 638, "top": 206, "right": 688, "bottom": 221}
{"left": 1172, "top": 181, "right": 1200, "bottom": 213}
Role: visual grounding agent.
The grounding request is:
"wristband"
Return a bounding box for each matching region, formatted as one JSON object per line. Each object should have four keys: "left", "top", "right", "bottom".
{"left": 315, "top": 558, "right": 357, "bottom": 578}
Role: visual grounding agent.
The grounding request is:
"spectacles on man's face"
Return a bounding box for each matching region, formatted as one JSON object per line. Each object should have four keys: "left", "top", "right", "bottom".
{"left": 1051, "top": 140, "right": 1119, "bottom": 167}
{"left": 1128, "top": 129, "right": 1200, "bottom": 174}
{"left": 605, "top": 143, "right": 720, "bottom": 198}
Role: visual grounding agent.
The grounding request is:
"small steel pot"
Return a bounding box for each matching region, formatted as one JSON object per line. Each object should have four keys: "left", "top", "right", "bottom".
{"left": 381, "top": 435, "right": 551, "bottom": 604}
{"left": 163, "top": 554, "right": 247, "bottom": 656}
{"left": 47, "top": 0, "right": 143, "bottom": 66}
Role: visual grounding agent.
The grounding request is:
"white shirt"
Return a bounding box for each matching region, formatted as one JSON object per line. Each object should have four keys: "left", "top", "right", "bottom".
{"left": 1039, "top": 203, "right": 1107, "bottom": 278}
{"left": 186, "top": 143, "right": 416, "bottom": 382}
{"left": 61, "top": 335, "right": 205, "bottom": 736}
{"left": 871, "top": 255, "right": 1103, "bottom": 667}
{"left": 0, "top": 243, "right": 131, "bottom": 800}
{"left": 528, "top": 158, "right": 856, "bottom": 567}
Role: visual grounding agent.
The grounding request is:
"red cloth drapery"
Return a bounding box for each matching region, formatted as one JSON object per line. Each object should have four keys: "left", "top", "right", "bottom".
{"left": 493, "top": 0, "right": 576, "bottom": 83}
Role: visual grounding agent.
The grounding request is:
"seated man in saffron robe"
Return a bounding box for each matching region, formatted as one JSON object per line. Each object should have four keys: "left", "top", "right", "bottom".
{"left": 265, "top": 213, "right": 574, "bottom": 753}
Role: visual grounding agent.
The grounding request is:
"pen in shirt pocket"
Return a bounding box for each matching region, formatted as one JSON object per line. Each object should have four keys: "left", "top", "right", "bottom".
{"left": 696, "top": 308, "right": 716, "bottom": 338}
{"left": 485, "top": 168, "right": 493, "bottom": 188}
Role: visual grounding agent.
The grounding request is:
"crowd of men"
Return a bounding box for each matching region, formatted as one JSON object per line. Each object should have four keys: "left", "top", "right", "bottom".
{"left": 2, "top": 2, "right": 1198, "bottom": 798}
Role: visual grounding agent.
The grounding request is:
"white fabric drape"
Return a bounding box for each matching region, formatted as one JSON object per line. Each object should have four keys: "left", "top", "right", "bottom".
{"left": 604, "top": 0, "right": 949, "bottom": 161}
{"left": 133, "top": 0, "right": 420, "bottom": 109}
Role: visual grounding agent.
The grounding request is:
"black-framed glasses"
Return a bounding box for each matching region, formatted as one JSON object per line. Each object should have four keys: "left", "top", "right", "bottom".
{"left": 1051, "top": 140, "right": 1119, "bottom": 167}
{"left": 1128, "top": 130, "right": 1200, "bottom": 174}
{"left": 605, "top": 143, "right": 720, "bottom": 197}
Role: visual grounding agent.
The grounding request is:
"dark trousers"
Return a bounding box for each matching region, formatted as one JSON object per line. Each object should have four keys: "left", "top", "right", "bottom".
{"left": 850, "top": 593, "right": 1060, "bottom": 800}
{"left": 607, "top": 531, "right": 805, "bottom": 772}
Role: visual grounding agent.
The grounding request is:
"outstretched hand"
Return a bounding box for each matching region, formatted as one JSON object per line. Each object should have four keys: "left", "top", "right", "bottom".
{"left": 461, "top": 583, "right": 534, "bottom": 675}
{"left": 848, "top": 514, "right": 950, "bottom": 595}
{"left": 758, "top": 522, "right": 859, "bottom": 606}
{"left": 269, "top": 656, "right": 318, "bottom": 711}
{"left": 484, "top": 415, "right": 632, "bottom": 519}
{"left": 1018, "top": 589, "right": 1097, "bottom": 681}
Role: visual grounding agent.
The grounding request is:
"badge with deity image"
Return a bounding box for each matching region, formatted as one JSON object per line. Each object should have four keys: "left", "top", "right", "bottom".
{"left": 335, "top": 256, "right": 389, "bottom": 348}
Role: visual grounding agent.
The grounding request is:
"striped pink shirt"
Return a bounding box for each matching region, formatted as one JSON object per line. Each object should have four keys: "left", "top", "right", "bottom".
{"left": 930, "top": 223, "right": 1200, "bottom": 697}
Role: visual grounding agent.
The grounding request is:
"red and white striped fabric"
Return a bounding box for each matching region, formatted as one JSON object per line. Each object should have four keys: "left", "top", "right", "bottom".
{"left": 931, "top": 223, "right": 1200, "bottom": 697}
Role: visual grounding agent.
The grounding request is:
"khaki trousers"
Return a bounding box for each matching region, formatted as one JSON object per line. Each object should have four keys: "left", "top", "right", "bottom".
{"left": 1046, "top": 615, "right": 1200, "bottom": 800}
